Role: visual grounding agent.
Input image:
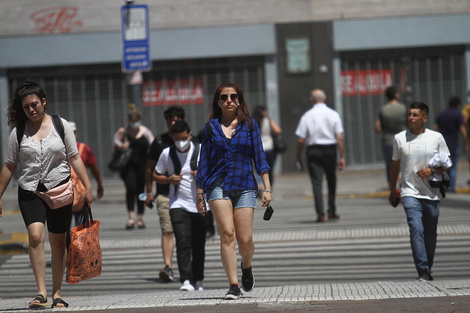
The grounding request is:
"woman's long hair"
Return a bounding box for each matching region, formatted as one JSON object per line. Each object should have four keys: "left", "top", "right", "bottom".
{"left": 209, "top": 83, "right": 250, "bottom": 126}
{"left": 8, "top": 81, "right": 47, "bottom": 127}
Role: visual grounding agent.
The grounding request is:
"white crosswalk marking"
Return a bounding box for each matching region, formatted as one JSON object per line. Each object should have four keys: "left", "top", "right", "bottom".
{"left": 1, "top": 230, "right": 469, "bottom": 299}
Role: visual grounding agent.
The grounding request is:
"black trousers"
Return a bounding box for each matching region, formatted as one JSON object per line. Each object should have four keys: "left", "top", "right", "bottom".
{"left": 306, "top": 144, "right": 337, "bottom": 219}
{"left": 170, "top": 208, "right": 208, "bottom": 283}
{"left": 121, "top": 162, "right": 146, "bottom": 215}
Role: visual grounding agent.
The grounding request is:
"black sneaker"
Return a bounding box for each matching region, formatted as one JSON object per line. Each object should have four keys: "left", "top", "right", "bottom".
{"left": 417, "top": 268, "right": 433, "bottom": 281}
{"left": 241, "top": 262, "right": 255, "bottom": 292}
{"left": 224, "top": 283, "right": 242, "bottom": 300}
{"left": 159, "top": 265, "right": 174, "bottom": 282}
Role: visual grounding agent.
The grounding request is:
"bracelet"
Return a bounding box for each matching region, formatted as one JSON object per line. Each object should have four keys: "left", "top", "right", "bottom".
{"left": 196, "top": 198, "right": 204, "bottom": 201}
{"left": 263, "top": 190, "right": 272, "bottom": 193}
{"left": 197, "top": 192, "right": 204, "bottom": 195}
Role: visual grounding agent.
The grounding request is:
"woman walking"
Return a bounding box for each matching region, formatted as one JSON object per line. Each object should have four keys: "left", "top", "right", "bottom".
{"left": 196, "top": 83, "right": 271, "bottom": 300}
{"left": 0, "top": 81, "right": 92, "bottom": 308}
{"left": 112, "top": 104, "right": 154, "bottom": 229}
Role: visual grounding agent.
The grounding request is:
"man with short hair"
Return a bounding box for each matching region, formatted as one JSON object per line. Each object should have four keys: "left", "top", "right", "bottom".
{"left": 389, "top": 102, "right": 450, "bottom": 281}
{"left": 434, "top": 96, "right": 469, "bottom": 192}
{"left": 145, "top": 106, "right": 185, "bottom": 282}
{"left": 295, "top": 89, "right": 345, "bottom": 222}
{"left": 155, "top": 120, "right": 208, "bottom": 291}
{"left": 375, "top": 86, "right": 408, "bottom": 183}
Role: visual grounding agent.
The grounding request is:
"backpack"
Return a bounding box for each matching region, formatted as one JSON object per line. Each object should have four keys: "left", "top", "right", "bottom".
{"left": 71, "top": 143, "right": 86, "bottom": 212}
{"left": 17, "top": 115, "right": 87, "bottom": 210}
{"left": 168, "top": 143, "right": 199, "bottom": 197}
{"left": 204, "top": 117, "right": 253, "bottom": 139}
{"left": 17, "top": 114, "right": 65, "bottom": 151}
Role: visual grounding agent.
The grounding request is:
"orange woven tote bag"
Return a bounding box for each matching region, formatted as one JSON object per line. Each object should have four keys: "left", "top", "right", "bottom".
{"left": 66, "top": 205, "right": 102, "bottom": 284}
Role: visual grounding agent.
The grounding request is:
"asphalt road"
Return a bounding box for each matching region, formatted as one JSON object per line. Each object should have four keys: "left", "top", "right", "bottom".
{"left": 1, "top": 168, "right": 470, "bottom": 300}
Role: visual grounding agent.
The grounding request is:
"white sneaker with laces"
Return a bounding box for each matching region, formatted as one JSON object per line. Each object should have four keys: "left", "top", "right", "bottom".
{"left": 194, "top": 280, "right": 204, "bottom": 291}
{"left": 180, "top": 280, "right": 195, "bottom": 291}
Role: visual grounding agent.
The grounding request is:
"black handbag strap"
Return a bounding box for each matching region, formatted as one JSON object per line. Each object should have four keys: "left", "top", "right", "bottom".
{"left": 82, "top": 204, "right": 94, "bottom": 228}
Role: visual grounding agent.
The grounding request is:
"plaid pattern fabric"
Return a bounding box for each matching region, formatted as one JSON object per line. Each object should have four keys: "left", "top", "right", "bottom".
{"left": 196, "top": 118, "right": 269, "bottom": 192}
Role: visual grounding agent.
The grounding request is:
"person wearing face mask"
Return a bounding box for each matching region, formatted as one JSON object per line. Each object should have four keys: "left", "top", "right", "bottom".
{"left": 154, "top": 120, "right": 209, "bottom": 292}
{"left": 145, "top": 106, "right": 185, "bottom": 282}
{"left": 112, "top": 104, "right": 154, "bottom": 229}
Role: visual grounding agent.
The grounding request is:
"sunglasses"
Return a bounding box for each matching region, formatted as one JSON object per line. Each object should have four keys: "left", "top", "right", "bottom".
{"left": 219, "top": 94, "right": 238, "bottom": 102}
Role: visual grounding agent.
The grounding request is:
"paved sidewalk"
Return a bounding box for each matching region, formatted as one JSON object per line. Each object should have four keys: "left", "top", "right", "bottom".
{"left": 1, "top": 280, "right": 470, "bottom": 312}
{"left": 1, "top": 163, "right": 470, "bottom": 312}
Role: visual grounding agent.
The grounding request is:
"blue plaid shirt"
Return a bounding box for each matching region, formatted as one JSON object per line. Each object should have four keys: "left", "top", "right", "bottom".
{"left": 196, "top": 118, "right": 269, "bottom": 192}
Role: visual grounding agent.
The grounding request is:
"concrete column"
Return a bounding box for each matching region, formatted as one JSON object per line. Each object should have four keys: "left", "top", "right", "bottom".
{"left": 0, "top": 70, "right": 9, "bottom": 162}
{"left": 466, "top": 45, "right": 470, "bottom": 91}
{"left": 332, "top": 55, "right": 343, "bottom": 120}
{"left": 264, "top": 55, "right": 282, "bottom": 174}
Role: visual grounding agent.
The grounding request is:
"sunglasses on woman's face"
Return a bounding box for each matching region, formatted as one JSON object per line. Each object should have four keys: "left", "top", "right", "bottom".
{"left": 219, "top": 94, "right": 238, "bottom": 102}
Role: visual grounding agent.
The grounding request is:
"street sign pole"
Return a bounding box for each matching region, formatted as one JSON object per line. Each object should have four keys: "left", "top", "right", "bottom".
{"left": 121, "top": 3, "right": 150, "bottom": 107}
{"left": 121, "top": 3, "right": 151, "bottom": 73}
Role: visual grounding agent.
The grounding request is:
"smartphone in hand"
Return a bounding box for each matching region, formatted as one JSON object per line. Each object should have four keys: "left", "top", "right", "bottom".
{"left": 263, "top": 205, "right": 274, "bottom": 221}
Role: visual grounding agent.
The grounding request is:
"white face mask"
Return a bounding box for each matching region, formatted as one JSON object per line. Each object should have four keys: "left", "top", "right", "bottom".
{"left": 175, "top": 140, "right": 190, "bottom": 152}
{"left": 129, "top": 121, "right": 141, "bottom": 129}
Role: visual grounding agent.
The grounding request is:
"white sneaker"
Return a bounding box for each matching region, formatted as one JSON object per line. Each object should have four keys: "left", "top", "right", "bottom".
{"left": 194, "top": 280, "right": 204, "bottom": 291}
{"left": 180, "top": 279, "right": 195, "bottom": 291}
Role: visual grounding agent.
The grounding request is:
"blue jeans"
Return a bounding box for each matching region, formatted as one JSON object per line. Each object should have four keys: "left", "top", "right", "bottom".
{"left": 382, "top": 144, "right": 393, "bottom": 183}
{"left": 402, "top": 196, "right": 440, "bottom": 273}
{"left": 447, "top": 146, "right": 459, "bottom": 192}
{"left": 207, "top": 177, "right": 257, "bottom": 209}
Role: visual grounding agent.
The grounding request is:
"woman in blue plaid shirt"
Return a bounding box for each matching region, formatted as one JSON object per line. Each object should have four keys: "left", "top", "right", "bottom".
{"left": 196, "top": 83, "right": 271, "bottom": 300}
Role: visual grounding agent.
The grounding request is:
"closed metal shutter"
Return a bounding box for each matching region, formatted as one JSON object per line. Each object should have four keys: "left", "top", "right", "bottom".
{"left": 340, "top": 46, "right": 466, "bottom": 167}
{"left": 8, "top": 56, "right": 265, "bottom": 177}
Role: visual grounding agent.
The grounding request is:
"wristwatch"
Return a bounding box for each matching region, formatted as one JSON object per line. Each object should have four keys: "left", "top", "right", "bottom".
{"left": 430, "top": 167, "right": 436, "bottom": 174}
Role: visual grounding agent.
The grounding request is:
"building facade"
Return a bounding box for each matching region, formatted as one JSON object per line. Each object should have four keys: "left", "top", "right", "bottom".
{"left": 1, "top": 1, "right": 470, "bottom": 176}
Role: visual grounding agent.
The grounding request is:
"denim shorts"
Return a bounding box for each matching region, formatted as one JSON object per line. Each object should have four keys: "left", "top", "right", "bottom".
{"left": 207, "top": 177, "right": 256, "bottom": 209}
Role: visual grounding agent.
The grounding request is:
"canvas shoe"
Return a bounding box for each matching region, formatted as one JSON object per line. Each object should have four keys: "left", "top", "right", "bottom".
{"left": 241, "top": 262, "right": 255, "bottom": 292}
{"left": 224, "top": 283, "right": 242, "bottom": 300}
{"left": 417, "top": 268, "right": 434, "bottom": 281}
{"left": 194, "top": 280, "right": 204, "bottom": 291}
{"left": 159, "top": 265, "right": 174, "bottom": 282}
{"left": 180, "top": 279, "right": 195, "bottom": 291}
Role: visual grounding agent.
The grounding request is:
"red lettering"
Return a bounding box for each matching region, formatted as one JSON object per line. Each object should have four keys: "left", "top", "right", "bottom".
{"left": 341, "top": 69, "right": 399, "bottom": 96}
{"left": 143, "top": 79, "right": 204, "bottom": 106}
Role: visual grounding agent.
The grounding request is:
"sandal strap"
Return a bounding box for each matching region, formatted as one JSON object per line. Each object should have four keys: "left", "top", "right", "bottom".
{"left": 32, "top": 294, "right": 47, "bottom": 303}
{"left": 52, "top": 298, "right": 69, "bottom": 308}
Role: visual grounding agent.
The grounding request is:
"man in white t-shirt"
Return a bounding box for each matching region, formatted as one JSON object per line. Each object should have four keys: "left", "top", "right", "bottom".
{"left": 295, "top": 89, "right": 345, "bottom": 222}
{"left": 155, "top": 120, "right": 208, "bottom": 291}
{"left": 389, "top": 102, "right": 450, "bottom": 281}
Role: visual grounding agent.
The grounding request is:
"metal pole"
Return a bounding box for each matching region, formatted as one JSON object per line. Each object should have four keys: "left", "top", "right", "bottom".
{"left": 0, "top": 70, "right": 10, "bottom": 163}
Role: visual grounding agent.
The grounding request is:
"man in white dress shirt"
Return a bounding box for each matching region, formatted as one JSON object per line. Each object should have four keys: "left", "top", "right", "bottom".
{"left": 295, "top": 89, "right": 345, "bottom": 222}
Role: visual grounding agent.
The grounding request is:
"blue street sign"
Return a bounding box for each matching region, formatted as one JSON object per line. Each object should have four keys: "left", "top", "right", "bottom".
{"left": 121, "top": 4, "right": 151, "bottom": 72}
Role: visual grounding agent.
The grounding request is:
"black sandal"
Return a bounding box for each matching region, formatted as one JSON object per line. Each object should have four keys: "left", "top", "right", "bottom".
{"left": 29, "top": 294, "right": 50, "bottom": 308}
{"left": 126, "top": 219, "right": 135, "bottom": 230}
{"left": 51, "top": 298, "right": 69, "bottom": 308}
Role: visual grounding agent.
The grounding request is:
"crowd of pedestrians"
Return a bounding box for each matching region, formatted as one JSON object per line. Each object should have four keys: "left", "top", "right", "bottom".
{"left": 1, "top": 80, "right": 470, "bottom": 308}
